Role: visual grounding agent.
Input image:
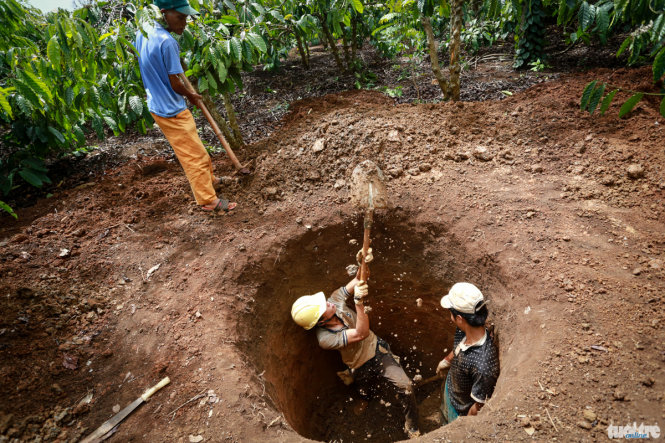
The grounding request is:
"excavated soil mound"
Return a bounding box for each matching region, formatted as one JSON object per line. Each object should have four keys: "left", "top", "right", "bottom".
{"left": 0, "top": 65, "right": 663, "bottom": 442}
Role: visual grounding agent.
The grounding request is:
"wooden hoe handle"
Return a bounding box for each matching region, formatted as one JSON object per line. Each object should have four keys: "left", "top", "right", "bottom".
{"left": 360, "top": 210, "right": 373, "bottom": 282}
{"left": 178, "top": 74, "right": 245, "bottom": 172}
{"left": 141, "top": 376, "right": 171, "bottom": 401}
{"left": 196, "top": 101, "right": 244, "bottom": 171}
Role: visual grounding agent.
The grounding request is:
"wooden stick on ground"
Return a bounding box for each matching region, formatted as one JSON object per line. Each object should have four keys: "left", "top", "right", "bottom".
{"left": 546, "top": 408, "right": 559, "bottom": 432}
{"left": 167, "top": 389, "right": 207, "bottom": 421}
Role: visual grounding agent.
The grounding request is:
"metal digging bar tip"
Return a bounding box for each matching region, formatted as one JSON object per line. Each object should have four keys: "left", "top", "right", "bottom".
{"left": 350, "top": 160, "right": 389, "bottom": 291}
{"left": 178, "top": 73, "right": 251, "bottom": 175}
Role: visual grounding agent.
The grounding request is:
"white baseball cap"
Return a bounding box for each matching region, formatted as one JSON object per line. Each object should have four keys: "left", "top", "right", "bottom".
{"left": 440, "top": 282, "right": 486, "bottom": 314}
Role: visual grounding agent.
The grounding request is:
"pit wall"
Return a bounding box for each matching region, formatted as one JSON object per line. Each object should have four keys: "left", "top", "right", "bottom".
{"left": 236, "top": 214, "right": 513, "bottom": 440}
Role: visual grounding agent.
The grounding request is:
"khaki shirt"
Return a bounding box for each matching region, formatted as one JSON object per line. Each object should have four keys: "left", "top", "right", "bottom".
{"left": 315, "top": 287, "right": 378, "bottom": 369}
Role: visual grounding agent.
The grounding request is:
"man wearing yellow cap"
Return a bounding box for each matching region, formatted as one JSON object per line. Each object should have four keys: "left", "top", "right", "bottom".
{"left": 437, "top": 282, "right": 500, "bottom": 425}
{"left": 291, "top": 249, "right": 420, "bottom": 438}
{"left": 135, "top": 0, "right": 236, "bottom": 213}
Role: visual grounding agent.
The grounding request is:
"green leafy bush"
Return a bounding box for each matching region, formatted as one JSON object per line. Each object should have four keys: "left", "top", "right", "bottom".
{"left": 514, "top": 0, "right": 547, "bottom": 69}
{"left": 0, "top": 0, "right": 152, "bottom": 217}
{"left": 578, "top": 0, "right": 665, "bottom": 117}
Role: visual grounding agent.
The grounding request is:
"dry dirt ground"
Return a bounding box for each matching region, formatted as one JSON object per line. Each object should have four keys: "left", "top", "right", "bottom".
{"left": 1, "top": 61, "right": 664, "bottom": 443}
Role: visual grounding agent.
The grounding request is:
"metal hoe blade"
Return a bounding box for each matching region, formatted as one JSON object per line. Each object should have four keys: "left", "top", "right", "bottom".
{"left": 350, "top": 160, "right": 389, "bottom": 211}
{"left": 350, "top": 160, "right": 389, "bottom": 286}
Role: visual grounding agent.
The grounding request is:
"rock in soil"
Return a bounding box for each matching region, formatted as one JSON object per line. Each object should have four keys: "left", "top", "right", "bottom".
{"left": 582, "top": 410, "right": 597, "bottom": 422}
{"left": 577, "top": 420, "right": 592, "bottom": 430}
{"left": 626, "top": 163, "right": 645, "bottom": 179}
{"left": 312, "top": 138, "right": 326, "bottom": 153}
{"left": 473, "top": 146, "right": 494, "bottom": 161}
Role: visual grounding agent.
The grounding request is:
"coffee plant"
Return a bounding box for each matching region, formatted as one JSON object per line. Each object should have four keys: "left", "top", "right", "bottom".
{"left": 579, "top": 0, "right": 665, "bottom": 118}
{"left": 513, "top": 0, "right": 548, "bottom": 69}
{"left": 0, "top": 0, "right": 151, "bottom": 218}
{"left": 2, "top": 0, "right": 664, "bottom": 219}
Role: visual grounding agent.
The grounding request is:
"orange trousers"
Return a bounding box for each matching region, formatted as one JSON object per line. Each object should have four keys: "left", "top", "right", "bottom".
{"left": 151, "top": 109, "right": 216, "bottom": 205}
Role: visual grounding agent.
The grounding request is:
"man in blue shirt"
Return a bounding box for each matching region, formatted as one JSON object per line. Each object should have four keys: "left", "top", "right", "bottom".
{"left": 136, "top": 0, "right": 236, "bottom": 213}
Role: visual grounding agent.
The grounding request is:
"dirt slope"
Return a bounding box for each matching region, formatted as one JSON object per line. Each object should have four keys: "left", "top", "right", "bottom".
{"left": 0, "top": 65, "right": 663, "bottom": 442}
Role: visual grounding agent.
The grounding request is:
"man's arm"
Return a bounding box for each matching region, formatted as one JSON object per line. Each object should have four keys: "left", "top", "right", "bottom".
{"left": 168, "top": 73, "right": 202, "bottom": 106}
{"left": 436, "top": 350, "right": 454, "bottom": 375}
{"left": 344, "top": 276, "right": 360, "bottom": 296}
{"left": 159, "top": 36, "right": 200, "bottom": 105}
{"left": 468, "top": 364, "right": 498, "bottom": 416}
{"left": 344, "top": 278, "right": 370, "bottom": 344}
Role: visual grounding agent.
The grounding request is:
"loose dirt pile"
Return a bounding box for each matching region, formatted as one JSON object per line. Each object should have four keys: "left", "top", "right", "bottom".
{"left": 1, "top": 63, "right": 663, "bottom": 442}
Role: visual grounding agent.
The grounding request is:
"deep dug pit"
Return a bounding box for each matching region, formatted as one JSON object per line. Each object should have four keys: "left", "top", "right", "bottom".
{"left": 236, "top": 213, "right": 512, "bottom": 441}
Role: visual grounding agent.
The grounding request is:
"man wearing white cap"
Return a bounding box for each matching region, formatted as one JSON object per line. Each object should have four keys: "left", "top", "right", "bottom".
{"left": 291, "top": 249, "right": 420, "bottom": 438}
{"left": 437, "top": 282, "right": 499, "bottom": 425}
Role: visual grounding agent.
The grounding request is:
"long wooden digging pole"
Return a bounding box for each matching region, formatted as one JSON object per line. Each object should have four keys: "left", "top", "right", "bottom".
{"left": 360, "top": 208, "right": 373, "bottom": 282}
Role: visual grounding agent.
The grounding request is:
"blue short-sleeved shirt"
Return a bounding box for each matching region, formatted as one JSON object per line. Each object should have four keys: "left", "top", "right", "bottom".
{"left": 135, "top": 23, "right": 186, "bottom": 118}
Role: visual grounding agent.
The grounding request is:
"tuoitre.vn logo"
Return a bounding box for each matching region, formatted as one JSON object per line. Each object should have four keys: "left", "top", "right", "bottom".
{"left": 607, "top": 422, "right": 660, "bottom": 439}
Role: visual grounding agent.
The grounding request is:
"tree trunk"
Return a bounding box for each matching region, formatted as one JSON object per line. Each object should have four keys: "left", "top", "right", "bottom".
{"left": 319, "top": 15, "right": 345, "bottom": 72}
{"left": 221, "top": 91, "right": 244, "bottom": 147}
{"left": 421, "top": 15, "right": 449, "bottom": 98}
{"left": 341, "top": 28, "right": 352, "bottom": 67}
{"left": 449, "top": 0, "right": 463, "bottom": 101}
{"left": 294, "top": 30, "right": 309, "bottom": 69}
{"left": 351, "top": 15, "right": 358, "bottom": 61}
{"left": 320, "top": 29, "right": 328, "bottom": 50}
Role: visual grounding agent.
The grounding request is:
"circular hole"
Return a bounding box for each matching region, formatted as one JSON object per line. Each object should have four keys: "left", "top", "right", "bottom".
{"left": 237, "top": 216, "right": 501, "bottom": 441}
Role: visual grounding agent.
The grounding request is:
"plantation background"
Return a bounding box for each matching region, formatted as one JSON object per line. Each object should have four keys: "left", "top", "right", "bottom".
{"left": 1, "top": 0, "right": 663, "bottom": 218}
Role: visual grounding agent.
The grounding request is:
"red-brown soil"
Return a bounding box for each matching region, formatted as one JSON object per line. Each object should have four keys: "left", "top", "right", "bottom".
{"left": 1, "top": 61, "right": 663, "bottom": 442}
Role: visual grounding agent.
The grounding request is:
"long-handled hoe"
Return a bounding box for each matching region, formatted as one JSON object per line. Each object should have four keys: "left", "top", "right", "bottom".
{"left": 178, "top": 74, "right": 251, "bottom": 176}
